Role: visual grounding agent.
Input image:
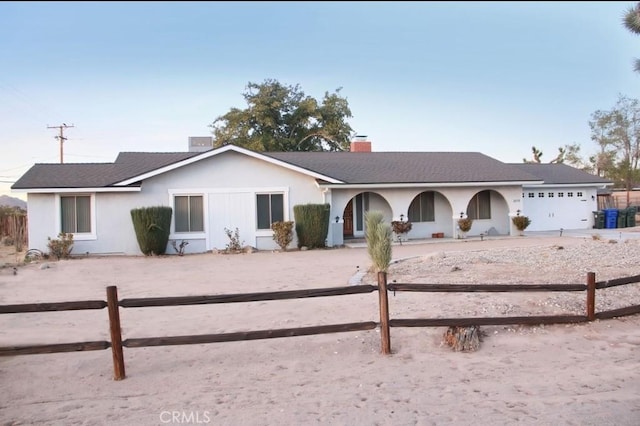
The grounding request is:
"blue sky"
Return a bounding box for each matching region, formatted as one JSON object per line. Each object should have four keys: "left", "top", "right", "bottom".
{"left": 1, "top": 1, "right": 638, "bottom": 199}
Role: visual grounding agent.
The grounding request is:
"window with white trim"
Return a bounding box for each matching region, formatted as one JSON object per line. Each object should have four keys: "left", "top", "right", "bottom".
{"left": 467, "top": 190, "right": 491, "bottom": 220}
{"left": 61, "top": 195, "right": 92, "bottom": 233}
{"left": 174, "top": 195, "right": 204, "bottom": 232}
{"left": 256, "top": 193, "right": 284, "bottom": 230}
{"left": 408, "top": 191, "right": 435, "bottom": 222}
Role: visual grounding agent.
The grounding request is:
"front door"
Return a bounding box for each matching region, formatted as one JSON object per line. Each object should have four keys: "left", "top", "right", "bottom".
{"left": 343, "top": 199, "right": 353, "bottom": 237}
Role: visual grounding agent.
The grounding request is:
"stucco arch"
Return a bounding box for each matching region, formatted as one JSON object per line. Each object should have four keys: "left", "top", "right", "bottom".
{"left": 336, "top": 191, "right": 392, "bottom": 238}
{"left": 462, "top": 189, "right": 511, "bottom": 236}
{"left": 404, "top": 190, "right": 454, "bottom": 239}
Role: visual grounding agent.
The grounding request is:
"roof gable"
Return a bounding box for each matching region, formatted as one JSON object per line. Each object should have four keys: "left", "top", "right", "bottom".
{"left": 113, "top": 145, "right": 343, "bottom": 186}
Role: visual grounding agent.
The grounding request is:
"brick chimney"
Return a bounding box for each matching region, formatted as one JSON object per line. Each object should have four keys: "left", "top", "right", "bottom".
{"left": 350, "top": 135, "right": 372, "bottom": 152}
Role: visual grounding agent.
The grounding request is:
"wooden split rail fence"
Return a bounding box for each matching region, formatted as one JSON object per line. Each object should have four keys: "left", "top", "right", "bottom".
{"left": 1, "top": 272, "right": 639, "bottom": 380}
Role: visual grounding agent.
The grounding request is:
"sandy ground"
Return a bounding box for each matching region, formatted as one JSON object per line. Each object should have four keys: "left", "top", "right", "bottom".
{"left": 0, "top": 234, "right": 639, "bottom": 426}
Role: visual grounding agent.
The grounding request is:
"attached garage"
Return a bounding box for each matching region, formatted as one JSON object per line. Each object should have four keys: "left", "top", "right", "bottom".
{"left": 509, "top": 164, "right": 612, "bottom": 232}
{"left": 521, "top": 187, "right": 593, "bottom": 231}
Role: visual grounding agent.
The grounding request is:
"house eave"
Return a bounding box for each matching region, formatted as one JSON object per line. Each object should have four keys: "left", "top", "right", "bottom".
{"left": 317, "top": 180, "right": 545, "bottom": 189}
{"left": 523, "top": 182, "right": 613, "bottom": 189}
{"left": 13, "top": 187, "right": 142, "bottom": 194}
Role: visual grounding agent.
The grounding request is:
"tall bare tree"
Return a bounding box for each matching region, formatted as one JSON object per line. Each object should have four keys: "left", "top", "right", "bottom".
{"left": 589, "top": 94, "right": 640, "bottom": 205}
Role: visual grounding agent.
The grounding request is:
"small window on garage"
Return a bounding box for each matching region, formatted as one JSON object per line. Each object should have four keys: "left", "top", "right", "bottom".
{"left": 568, "top": 192, "right": 574, "bottom": 197}
{"left": 548, "top": 192, "right": 554, "bottom": 198}
{"left": 558, "top": 192, "right": 564, "bottom": 197}
{"left": 577, "top": 191, "right": 583, "bottom": 197}
{"left": 528, "top": 192, "right": 534, "bottom": 198}
{"left": 538, "top": 193, "right": 545, "bottom": 197}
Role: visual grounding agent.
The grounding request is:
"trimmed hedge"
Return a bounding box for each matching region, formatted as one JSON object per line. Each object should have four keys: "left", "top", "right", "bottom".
{"left": 130, "top": 206, "right": 173, "bottom": 255}
{"left": 293, "top": 203, "right": 330, "bottom": 249}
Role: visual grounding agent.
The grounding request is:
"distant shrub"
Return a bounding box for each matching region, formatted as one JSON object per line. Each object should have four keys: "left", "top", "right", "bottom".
{"left": 47, "top": 232, "right": 74, "bottom": 260}
{"left": 512, "top": 215, "right": 532, "bottom": 232}
{"left": 271, "top": 221, "right": 294, "bottom": 251}
{"left": 224, "top": 227, "right": 244, "bottom": 253}
{"left": 457, "top": 218, "right": 473, "bottom": 233}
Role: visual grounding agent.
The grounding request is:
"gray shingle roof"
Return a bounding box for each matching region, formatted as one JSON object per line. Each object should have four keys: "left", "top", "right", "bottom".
{"left": 508, "top": 163, "right": 612, "bottom": 185}
{"left": 12, "top": 152, "right": 199, "bottom": 189}
{"left": 18, "top": 146, "right": 607, "bottom": 191}
{"left": 266, "top": 152, "right": 541, "bottom": 184}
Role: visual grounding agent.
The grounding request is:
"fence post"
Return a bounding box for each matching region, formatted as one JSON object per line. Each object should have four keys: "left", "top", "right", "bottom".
{"left": 106, "top": 286, "right": 126, "bottom": 380}
{"left": 378, "top": 271, "right": 391, "bottom": 354}
{"left": 586, "top": 272, "right": 596, "bottom": 321}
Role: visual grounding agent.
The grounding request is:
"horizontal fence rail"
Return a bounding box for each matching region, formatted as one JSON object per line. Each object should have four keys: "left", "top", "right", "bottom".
{"left": 119, "top": 285, "right": 377, "bottom": 308}
{"left": 389, "top": 315, "right": 588, "bottom": 328}
{"left": 596, "top": 274, "right": 640, "bottom": 289}
{"left": 0, "top": 300, "right": 110, "bottom": 357}
{"left": 0, "top": 272, "right": 639, "bottom": 381}
{"left": 387, "top": 283, "right": 587, "bottom": 293}
{"left": 0, "top": 341, "right": 111, "bottom": 356}
{"left": 595, "top": 305, "right": 640, "bottom": 319}
{"left": 0, "top": 300, "right": 107, "bottom": 314}
{"left": 123, "top": 322, "right": 378, "bottom": 348}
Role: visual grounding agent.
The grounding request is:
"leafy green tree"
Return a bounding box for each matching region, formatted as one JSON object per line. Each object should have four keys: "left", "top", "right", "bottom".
{"left": 588, "top": 94, "right": 640, "bottom": 205}
{"left": 623, "top": 2, "right": 640, "bottom": 72}
{"left": 209, "top": 79, "right": 354, "bottom": 152}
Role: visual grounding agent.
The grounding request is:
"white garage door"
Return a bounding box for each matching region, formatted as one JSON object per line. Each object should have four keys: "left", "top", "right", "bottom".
{"left": 523, "top": 189, "right": 591, "bottom": 231}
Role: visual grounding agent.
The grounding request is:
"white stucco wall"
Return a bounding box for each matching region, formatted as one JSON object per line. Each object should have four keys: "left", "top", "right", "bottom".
{"left": 26, "top": 151, "right": 328, "bottom": 256}
{"left": 143, "top": 151, "right": 325, "bottom": 251}
{"left": 25, "top": 193, "right": 57, "bottom": 253}
{"left": 327, "top": 185, "right": 522, "bottom": 240}
{"left": 30, "top": 151, "right": 603, "bottom": 256}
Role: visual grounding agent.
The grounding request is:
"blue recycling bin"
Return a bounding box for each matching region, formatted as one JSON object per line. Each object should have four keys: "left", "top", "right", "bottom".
{"left": 604, "top": 208, "right": 618, "bottom": 229}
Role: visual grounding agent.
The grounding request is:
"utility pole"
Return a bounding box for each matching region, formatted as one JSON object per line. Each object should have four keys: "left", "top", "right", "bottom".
{"left": 47, "top": 123, "right": 74, "bottom": 164}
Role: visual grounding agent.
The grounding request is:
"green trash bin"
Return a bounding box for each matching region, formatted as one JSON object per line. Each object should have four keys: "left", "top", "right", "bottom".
{"left": 593, "top": 211, "right": 605, "bottom": 229}
{"left": 617, "top": 208, "right": 628, "bottom": 228}
{"left": 628, "top": 206, "right": 638, "bottom": 227}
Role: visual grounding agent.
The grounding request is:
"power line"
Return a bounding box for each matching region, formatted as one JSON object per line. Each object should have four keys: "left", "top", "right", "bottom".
{"left": 47, "top": 123, "right": 75, "bottom": 164}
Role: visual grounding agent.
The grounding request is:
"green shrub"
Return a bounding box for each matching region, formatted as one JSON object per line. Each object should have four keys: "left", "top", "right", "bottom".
{"left": 293, "top": 203, "right": 330, "bottom": 249}
{"left": 271, "top": 221, "right": 294, "bottom": 251}
{"left": 365, "top": 211, "right": 392, "bottom": 272}
{"left": 130, "top": 206, "right": 173, "bottom": 255}
{"left": 47, "top": 232, "right": 74, "bottom": 260}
